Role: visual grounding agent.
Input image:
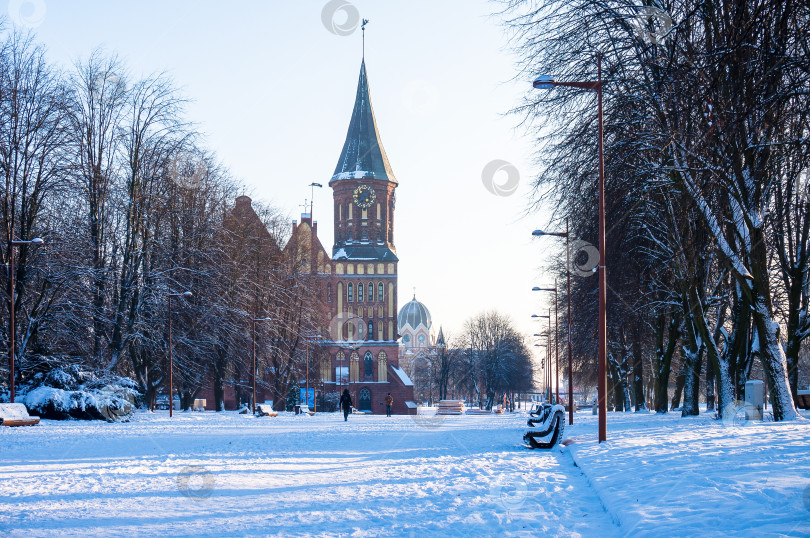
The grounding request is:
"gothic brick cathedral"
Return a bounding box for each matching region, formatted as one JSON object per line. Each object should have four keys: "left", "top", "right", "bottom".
{"left": 290, "top": 59, "right": 416, "bottom": 414}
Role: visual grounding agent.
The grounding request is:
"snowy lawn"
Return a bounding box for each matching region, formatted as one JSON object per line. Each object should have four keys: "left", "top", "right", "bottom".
{"left": 0, "top": 410, "right": 617, "bottom": 537}
{"left": 564, "top": 407, "right": 810, "bottom": 536}
{"left": 2, "top": 408, "right": 808, "bottom": 537}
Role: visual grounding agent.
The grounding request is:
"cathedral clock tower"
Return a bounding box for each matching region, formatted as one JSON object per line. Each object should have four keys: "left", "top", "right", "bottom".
{"left": 323, "top": 58, "right": 413, "bottom": 414}
{"left": 330, "top": 59, "right": 398, "bottom": 261}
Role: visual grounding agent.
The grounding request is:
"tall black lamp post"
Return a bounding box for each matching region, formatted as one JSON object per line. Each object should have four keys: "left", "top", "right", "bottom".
{"left": 533, "top": 54, "right": 606, "bottom": 441}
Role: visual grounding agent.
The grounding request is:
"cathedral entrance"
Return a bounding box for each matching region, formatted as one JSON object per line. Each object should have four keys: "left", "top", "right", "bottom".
{"left": 358, "top": 388, "right": 372, "bottom": 412}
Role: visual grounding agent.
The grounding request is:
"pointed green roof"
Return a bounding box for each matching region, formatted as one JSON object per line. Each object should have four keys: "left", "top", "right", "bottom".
{"left": 330, "top": 60, "right": 397, "bottom": 185}
{"left": 436, "top": 326, "right": 446, "bottom": 347}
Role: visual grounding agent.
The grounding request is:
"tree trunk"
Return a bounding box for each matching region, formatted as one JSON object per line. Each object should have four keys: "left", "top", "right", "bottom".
{"left": 655, "top": 313, "right": 679, "bottom": 413}
{"left": 752, "top": 299, "right": 799, "bottom": 421}
{"left": 681, "top": 344, "right": 702, "bottom": 417}
{"left": 671, "top": 357, "right": 686, "bottom": 411}
{"left": 632, "top": 325, "right": 646, "bottom": 412}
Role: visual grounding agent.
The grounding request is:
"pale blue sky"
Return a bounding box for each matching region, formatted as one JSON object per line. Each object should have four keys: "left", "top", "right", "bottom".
{"left": 11, "top": 0, "right": 556, "bottom": 347}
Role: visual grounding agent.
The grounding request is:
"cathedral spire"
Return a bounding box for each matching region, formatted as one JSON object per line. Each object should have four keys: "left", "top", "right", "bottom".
{"left": 361, "top": 18, "right": 368, "bottom": 59}
{"left": 330, "top": 59, "right": 397, "bottom": 185}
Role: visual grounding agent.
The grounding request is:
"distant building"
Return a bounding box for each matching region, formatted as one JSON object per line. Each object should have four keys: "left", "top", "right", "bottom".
{"left": 398, "top": 295, "right": 447, "bottom": 404}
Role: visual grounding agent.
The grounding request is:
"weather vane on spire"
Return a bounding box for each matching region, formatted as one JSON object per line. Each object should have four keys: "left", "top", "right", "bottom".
{"left": 362, "top": 18, "right": 369, "bottom": 59}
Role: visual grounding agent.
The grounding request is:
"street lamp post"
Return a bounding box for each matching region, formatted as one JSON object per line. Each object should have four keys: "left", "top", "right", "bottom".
{"left": 533, "top": 343, "right": 545, "bottom": 397}
{"left": 252, "top": 317, "right": 272, "bottom": 414}
{"left": 531, "top": 314, "right": 551, "bottom": 400}
{"left": 308, "top": 182, "right": 323, "bottom": 218}
{"left": 547, "top": 308, "right": 552, "bottom": 402}
{"left": 306, "top": 337, "right": 309, "bottom": 410}
{"left": 6, "top": 237, "right": 44, "bottom": 403}
{"left": 302, "top": 333, "right": 320, "bottom": 412}
{"left": 533, "top": 283, "right": 560, "bottom": 403}
{"left": 167, "top": 290, "right": 192, "bottom": 417}
{"left": 533, "top": 221, "right": 574, "bottom": 424}
{"left": 533, "top": 54, "right": 606, "bottom": 442}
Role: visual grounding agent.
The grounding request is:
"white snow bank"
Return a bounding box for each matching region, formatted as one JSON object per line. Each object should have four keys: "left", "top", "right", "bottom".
{"left": 562, "top": 408, "right": 810, "bottom": 536}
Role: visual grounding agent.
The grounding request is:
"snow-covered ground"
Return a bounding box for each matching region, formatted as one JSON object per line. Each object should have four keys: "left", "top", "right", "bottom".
{"left": 1, "top": 407, "right": 808, "bottom": 536}
{"left": 566, "top": 407, "right": 810, "bottom": 536}
{"left": 0, "top": 410, "right": 616, "bottom": 537}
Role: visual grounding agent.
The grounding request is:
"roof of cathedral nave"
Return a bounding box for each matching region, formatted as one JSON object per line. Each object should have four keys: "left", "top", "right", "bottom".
{"left": 330, "top": 60, "right": 397, "bottom": 186}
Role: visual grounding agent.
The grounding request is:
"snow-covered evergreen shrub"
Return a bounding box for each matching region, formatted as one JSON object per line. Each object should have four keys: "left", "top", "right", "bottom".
{"left": 19, "top": 367, "right": 139, "bottom": 422}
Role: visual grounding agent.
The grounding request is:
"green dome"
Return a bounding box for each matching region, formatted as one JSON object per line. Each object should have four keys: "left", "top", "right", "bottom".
{"left": 398, "top": 296, "right": 432, "bottom": 332}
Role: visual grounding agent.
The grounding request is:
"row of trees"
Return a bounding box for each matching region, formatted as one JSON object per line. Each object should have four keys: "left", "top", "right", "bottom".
{"left": 404, "top": 311, "right": 535, "bottom": 409}
{"left": 0, "top": 28, "right": 319, "bottom": 410}
{"left": 502, "top": 0, "right": 809, "bottom": 420}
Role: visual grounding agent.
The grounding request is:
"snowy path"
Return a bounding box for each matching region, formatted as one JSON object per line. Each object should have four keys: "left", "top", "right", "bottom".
{"left": 0, "top": 411, "right": 618, "bottom": 537}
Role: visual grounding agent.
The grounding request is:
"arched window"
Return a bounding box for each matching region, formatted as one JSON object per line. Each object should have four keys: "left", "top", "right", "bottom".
{"left": 368, "top": 321, "right": 374, "bottom": 339}
{"left": 364, "top": 352, "right": 373, "bottom": 377}
{"left": 359, "top": 388, "right": 371, "bottom": 411}
{"left": 327, "top": 283, "right": 332, "bottom": 303}
{"left": 378, "top": 283, "right": 384, "bottom": 302}
{"left": 377, "top": 351, "right": 388, "bottom": 382}
{"left": 350, "top": 351, "right": 359, "bottom": 382}
{"left": 348, "top": 283, "right": 353, "bottom": 302}
{"left": 368, "top": 282, "right": 374, "bottom": 302}
{"left": 358, "top": 282, "right": 363, "bottom": 302}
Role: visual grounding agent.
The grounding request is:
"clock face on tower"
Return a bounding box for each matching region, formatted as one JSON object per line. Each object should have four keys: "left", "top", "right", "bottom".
{"left": 352, "top": 184, "right": 376, "bottom": 209}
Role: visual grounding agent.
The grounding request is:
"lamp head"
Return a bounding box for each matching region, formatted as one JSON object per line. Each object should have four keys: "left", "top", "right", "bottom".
{"left": 532, "top": 75, "right": 556, "bottom": 90}
{"left": 181, "top": 291, "right": 193, "bottom": 298}
{"left": 30, "top": 237, "right": 44, "bottom": 245}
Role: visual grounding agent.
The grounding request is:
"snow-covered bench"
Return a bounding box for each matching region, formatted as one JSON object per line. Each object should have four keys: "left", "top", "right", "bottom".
{"left": 524, "top": 403, "right": 565, "bottom": 449}
{"left": 255, "top": 404, "right": 278, "bottom": 417}
{"left": 0, "top": 403, "right": 40, "bottom": 427}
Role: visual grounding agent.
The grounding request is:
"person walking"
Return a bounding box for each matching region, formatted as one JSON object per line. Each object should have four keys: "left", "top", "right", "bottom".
{"left": 339, "top": 389, "right": 352, "bottom": 421}
{"left": 384, "top": 393, "right": 394, "bottom": 417}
